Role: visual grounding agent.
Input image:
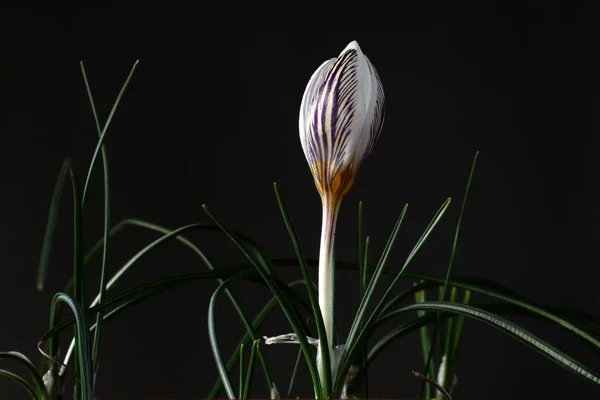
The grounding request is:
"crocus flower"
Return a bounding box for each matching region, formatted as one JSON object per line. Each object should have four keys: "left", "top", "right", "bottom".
{"left": 298, "top": 40, "right": 385, "bottom": 355}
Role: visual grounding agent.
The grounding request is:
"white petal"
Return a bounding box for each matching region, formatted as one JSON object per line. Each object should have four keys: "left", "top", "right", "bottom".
{"left": 360, "top": 55, "right": 385, "bottom": 159}
{"left": 299, "top": 58, "right": 336, "bottom": 164}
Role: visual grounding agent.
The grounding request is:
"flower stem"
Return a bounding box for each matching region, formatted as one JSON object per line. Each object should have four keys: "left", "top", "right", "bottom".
{"left": 318, "top": 197, "right": 340, "bottom": 351}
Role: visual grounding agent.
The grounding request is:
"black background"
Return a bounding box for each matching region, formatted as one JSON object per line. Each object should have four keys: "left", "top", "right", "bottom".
{"left": 1, "top": 5, "right": 600, "bottom": 399}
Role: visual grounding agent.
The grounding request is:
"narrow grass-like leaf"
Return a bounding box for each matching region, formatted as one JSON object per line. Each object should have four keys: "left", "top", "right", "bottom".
{"left": 41, "top": 266, "right": 258, "bottom": 347}
{"left": 209, "top": 281, "right": 306, "bottom": 399}
{"left": 0, "top": 351, "right": 48, "bottom": 399}
{"left": 438, "top": 287, "right": 458, "bottom": 395}
{"left": 444, "top": 289, "right": 470, "bottom": 395}
{"left": 208, "top": 272, "right": 280, "bottom": 400}
{"left": 203, "top": 204, "right": 323, "bottom": 398}
{"left": 37, "top": 158, "right": 72, "bottom": 292}
{"left": 452, "top": 290, "right": 470, "bottom": 360}
{"left": 239, "top": 343, "right": 244, "bottom": 399}
{"left": 208, "top": 275, "right": 255, "bottom": 399}
{"left": 412, "top": 370, "right": 452, "bottom": 400}
{"left": 79, "top": 60, "right": 113, "bottom": 388}
{"left": 76, "top": 215, "right": 277, "bottom": 393}
{"left": 414, "top": 285, "right": 433, "bottom": 400}
{"left": 0, "top": 369, "right": 39, "bottom": 399}
{"left": 81, "top": 60, "right": 139, "bottom": 205}
{"left": 45, "top": 292, "right": 92, "bottom": 400}
{"left": 358, "top": 201, "right": 365, "bottom": 297}
{"left": 379, "top": 280, "right": 438, "bottom": 317}
{"left": 393, "top": 301, "right": 600, "bottom": 386}
{"left": 287, "top": 345, "right": 303, "bottom": 399}
{"left": 340, "top": 204, "right": 408, "bottom": 391}
{"left": 242, "top": 339, "right": 260, "bottom": 399}
{"left": 404, "top": 272, "right": 600, "bottom": 351}
{"left": 208, "top": 258, "right": 600, "bottom": 357}
{"left": 335, "top": 199, "right": 451, "bottom": 393}
{"left": 60, "top": 161, "right": 85, "bottom": 313}
{"left": 273, "top": 182, "right": 331, "bottom": 397}
{"left": 421, "top": 151, "right": 478, "bottom": 398}
{"left": 62, "top": 221, "right": 278, "bottom": 383}
{"left": 362, "top": 235, "right": 370, "bottom": 291}
{"left": 368, "top": 314, "right": 438, "bottom": 364}
{"left": 81, "top": 218, "right": 276, "bottom": 395}
{"left": 60, "top": 223, "right": 214, "bottom": 370}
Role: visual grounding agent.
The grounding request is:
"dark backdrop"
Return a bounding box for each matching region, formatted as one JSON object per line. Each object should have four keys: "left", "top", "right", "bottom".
{"left": 1, "top": 6, "right": 600, "bottom": 400}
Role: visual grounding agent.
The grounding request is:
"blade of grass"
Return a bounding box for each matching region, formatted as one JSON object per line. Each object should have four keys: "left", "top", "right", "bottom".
{"left": 200, "top": 257, "right": 600, "bottom": 357}
{"left": 452, "top": 290, "right": 471, "bottom": 360}
{"left": 412, "top": 370, "right": 452, "bottom": 400}
{"left": 0, "top": 351, "right": 48, "bottom": 399}
{"left": 368, "top": 314, "right": 439, "bottom": 364}
{"left": 74, "top": 216, "right": 278, "bottom": 394}
{"left": 41, "top": 266, "right": 259, "bottom": 347}
{"left": 208, "top": 273, "right": 281, "bottom": 399}
{"left": 209, "top": 281, "right": 306, "bottom": 399}
{"left": 81, "top": 60, "right": 139, "bottom": 207}
{"left": 62, "top": 219, "right": 290, "bottom": 379}
{"left": 336, "top": 198, "right": 451, "bottom": 393}
{"left": 402, "top": 272, "right": 600, "bottom": 351}
{"left": 337, "top": 203, "right": 408, "bottom": 394}
{"left": 444, "top": 289, "right": 470, "bottom": 396}
{"left": 208, "top": 274, "right": 257, "bottom": 399}
{"left": 242, "top": 339, "right": 260, "bottom": 399}
{"left": 273, "top": 182, "right": 331, "bottom": 397}
{"left": 60, "top": 223, "right": 220, "bottom": 373}
{"left": 414, "top": 284, "right": 433, "bottom": 400}
{"left": 347, "top": 204, "right": 408, "bottom": 341}
{"left": 45, "top": 292, "right": 92, "bottom": 400}
{"left": 37, "top": 158, "right": 72, "bottom": 292}
{"left": 420, "top": 151, "right": 478, "bottom": 399}
{"left": 379, "top": 280, "right": 439, "bottom": 317}
{"left": 358, "top": 201, "right": 365, "bottom": 297}
{"left": 392, "top": 301, "right": 600, "bottom": 386}
{"left": 239, "top": 343, "right": 244, "bottom": 399}
{"left": 0, "top": 369, "right": 39, "bottom": 399}
{"left": 287, "top": 344, "right": 304, "bottom": 399}
{"left": 79, "top": 60, "right": 113, "bottom": 389}
{"left": 203, "top": 204, "right": 324, "bottom": 398}
{"left": 361, "top": 235, "right": 370, "bottom": 399}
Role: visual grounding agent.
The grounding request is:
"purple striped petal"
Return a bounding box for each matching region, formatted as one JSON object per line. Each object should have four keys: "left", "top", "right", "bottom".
{"left": 299, "top": 41, "right": 385, "bottom": 202}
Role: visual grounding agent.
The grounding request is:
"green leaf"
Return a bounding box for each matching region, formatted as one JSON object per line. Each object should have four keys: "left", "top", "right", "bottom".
{"left": 81, "top": 60, "right": 139, "bottom": 206}
{"left": 209, "top": 281, "right": 306, "bottom": 399}
{"left": 422, "top": 151, "right": 478, "bottom": 399}
{"left": 339, "top": 203, "right": 408, "bottom": 392}
{"left": 368, "top": 314, "right": 438, "bottom": 364}
{"left": 45, "top": 292, "right": 93, "bottom": 400}
{"left": 79, "top": 60, "right": 113, "bottom": 389}
{"left": 394, "top": 301, "right": 600, "bottom": 386}
{"left": 0, "top": 351, "right": 48, "bottom": 399}
{"left": 358, "top": 201, "right": 366, "bottom": 297}
{"left": 335, "top": 198, "right": 451, "bottom": 394}
{"left": 414, "top": 285, "right": 433, "bottom": 400}
{"left": 69, "top": 157, "right": 85, "bottom": 400}
{"left": 37, "top": 158, "right": 72, "bottom": 292}
{"left": 242, "top": 339, "right": 261, "bottom": 399}
{"left": 0, "top": 369, "right": 39, "bottom": 399}
{"left": 287, "top": 343, "right": 304, "bottom": 399}
{"left": 203, "top": 204, "right": 323, "bottom": 398}
{"left": 412, "top": 370, "right": 453, "bottom": 400}
{"left": 239, "top": 343, "right": 244, "bottom": 400}
{"left": 404, "top": 273, "right": 600, "bottom": 352}
{"left": 208, "top": 274, "right": 257, "bottom": 399}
